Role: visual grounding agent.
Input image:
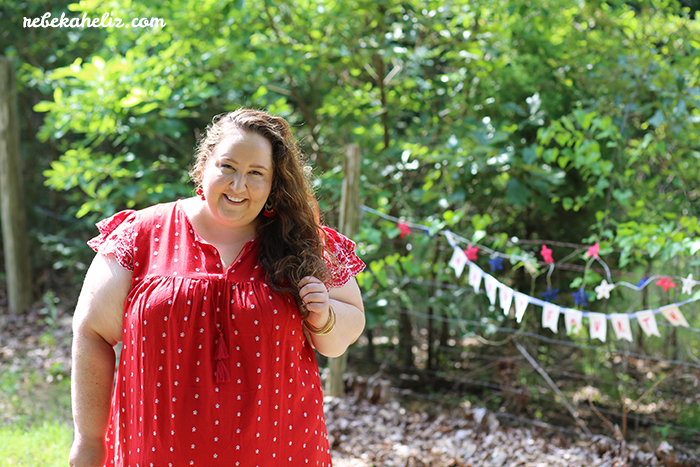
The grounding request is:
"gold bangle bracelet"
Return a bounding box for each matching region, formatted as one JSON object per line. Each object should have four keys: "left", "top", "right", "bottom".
{"left": 304, "top": 305, "right": 337, "bottom": 336}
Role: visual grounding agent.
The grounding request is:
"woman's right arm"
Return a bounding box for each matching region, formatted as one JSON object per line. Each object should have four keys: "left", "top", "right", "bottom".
{"left": 69, "top": 253, "right": 132, "bottom": 467}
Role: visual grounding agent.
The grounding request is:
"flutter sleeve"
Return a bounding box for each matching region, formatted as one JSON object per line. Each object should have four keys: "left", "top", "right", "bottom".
{"left": 87, "top": 210, "right": 138, "bottom": 271}
{"left": 322, "top": 226, "right": 366, "bottom": 288}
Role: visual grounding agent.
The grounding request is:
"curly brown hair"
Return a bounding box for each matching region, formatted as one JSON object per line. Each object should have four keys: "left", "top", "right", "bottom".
{"left": 190, "top": 108, "right": 330, "bottom": 301}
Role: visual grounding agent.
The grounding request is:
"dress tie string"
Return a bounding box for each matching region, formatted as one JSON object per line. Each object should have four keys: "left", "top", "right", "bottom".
{"left": 215, "top": 329, "right": 231, "bottom": 383}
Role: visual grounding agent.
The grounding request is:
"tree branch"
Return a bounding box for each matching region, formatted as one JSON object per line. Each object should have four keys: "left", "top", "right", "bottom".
{"left": 513, "top": 339, "right": 592, "bottom": 436}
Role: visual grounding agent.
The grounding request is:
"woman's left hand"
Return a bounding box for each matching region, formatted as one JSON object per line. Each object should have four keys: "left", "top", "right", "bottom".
{"left": 298, "top": 276, "right": 330, "bottom": 328}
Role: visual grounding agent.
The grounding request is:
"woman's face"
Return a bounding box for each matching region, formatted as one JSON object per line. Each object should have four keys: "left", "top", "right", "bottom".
{"left": 200, "top": 128, "right": 273, "bottom": 231}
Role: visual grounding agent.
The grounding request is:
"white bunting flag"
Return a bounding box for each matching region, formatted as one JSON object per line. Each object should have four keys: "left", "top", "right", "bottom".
{"left": 611, "top": 314, "right": 633, "bottom": 342}
{"left": 514, "top": 292, "right": 529, "bottom": 323}
{"left": 448, "top": 247, "right": 469, "bottom": 278}
{"left": 542, "top": 303, "right": 560, "bottom": 333}
{"left": 499, "top": 286, "right": 514, "bottom": 316}
{"left": 660, "top": 305, "right": 690, "bottom": 327}
{"left": 589, "top": 312, "right": 607, "bottom": 342}
{"left": 564, "top": 309, "right": 583, "bottom": 335}
{"left": 484, "top": 275, "right": 499, "bottom": 305}
{"left": 636, "top": 310, "right": 661, "bottom": 337}
{"left": 468, "top": 263, "right": 482, "bottom": 293}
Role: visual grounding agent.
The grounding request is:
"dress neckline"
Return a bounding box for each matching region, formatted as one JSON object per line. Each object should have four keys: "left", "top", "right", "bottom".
{"left": 175, "top": 199, "right": 258, "bottom": 271}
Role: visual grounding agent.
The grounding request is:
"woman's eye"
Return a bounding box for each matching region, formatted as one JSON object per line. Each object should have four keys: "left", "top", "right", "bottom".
{"left": 251, "top": 170, "right": 263, "bottom": 176}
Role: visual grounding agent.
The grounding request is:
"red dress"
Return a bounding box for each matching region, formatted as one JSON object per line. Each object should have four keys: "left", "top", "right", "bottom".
{"left": 87, "top": 200, "right": 365, "bottom": 467}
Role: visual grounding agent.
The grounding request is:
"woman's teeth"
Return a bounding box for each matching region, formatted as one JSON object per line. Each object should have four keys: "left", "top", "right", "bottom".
{"left": 224, "top": 194, "right": 245, "bottom": 202}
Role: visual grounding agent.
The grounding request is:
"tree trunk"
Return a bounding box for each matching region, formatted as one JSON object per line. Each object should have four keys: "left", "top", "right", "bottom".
{"left": 325, "top": 144, "right": 361, "bottom": 397}
{"left": 0, "top": 57, "right": 32, "bottom": 315}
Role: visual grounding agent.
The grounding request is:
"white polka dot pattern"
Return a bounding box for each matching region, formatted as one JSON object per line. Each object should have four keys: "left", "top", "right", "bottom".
{"left": 87, "top": 201, "right": 364, "bottom": 466}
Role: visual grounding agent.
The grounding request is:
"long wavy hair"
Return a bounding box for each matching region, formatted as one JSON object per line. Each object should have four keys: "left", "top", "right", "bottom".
{"left": 190, "top": 108, "right": 331, "bottom": 304}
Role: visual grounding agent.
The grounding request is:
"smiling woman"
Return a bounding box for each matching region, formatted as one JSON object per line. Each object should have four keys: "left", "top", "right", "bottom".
{"left": 194, "top": 128, "right": 274, "bottom": 249}
{"left": 69, "top": 108, "right": 366, "bottom": 467}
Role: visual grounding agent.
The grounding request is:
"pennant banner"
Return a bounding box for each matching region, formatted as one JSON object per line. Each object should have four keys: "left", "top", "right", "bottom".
{"left": 611, "top": 313, "right": 633, "bottom": 342}
{"left": 499, "top": 286, "right": 514, "bottom": 316}
{"left": 390, "top": 215, "right": 699, "bottom": 344}
{"left": 589, "top": 312, "right": 607, "bottom": 342}
{"left": 449, "top": 247, "right": 469, "bottom": 278}
{"left": 514, "top": 292, "right": 529, "bottom": 323}
{"left": 636, "top": 310, "right": 661, "bottom": 337}
{"left": 468, "top": 263, "right": 482, "bottom": 293}
{"left": 564, "top": 309, "right": 583, "bottom": 335}
{"left": 484, "top": 274, "right": 499, "bottom": 306}
{"left": 542, "top": 303, "right": 560, "bottom": 333}
{"left": 660, "top": 305, "right": 690, "bottom": 327}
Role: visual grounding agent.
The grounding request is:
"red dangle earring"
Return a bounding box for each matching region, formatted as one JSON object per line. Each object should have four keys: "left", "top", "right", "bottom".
{"left": 263, "top": 200, "right": 276, "bottom": 217}
{"left": 196, "top": 188, "right": 205, "bottom": 201}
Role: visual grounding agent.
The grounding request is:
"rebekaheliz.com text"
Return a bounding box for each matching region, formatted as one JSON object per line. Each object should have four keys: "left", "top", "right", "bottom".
{"left": 23, "top": 12, "right": 166, "bottom": 29}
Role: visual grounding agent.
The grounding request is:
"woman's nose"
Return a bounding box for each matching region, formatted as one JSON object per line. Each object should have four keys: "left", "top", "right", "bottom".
{"left": 230, "top": 174, "right": 245, "bottom": 191}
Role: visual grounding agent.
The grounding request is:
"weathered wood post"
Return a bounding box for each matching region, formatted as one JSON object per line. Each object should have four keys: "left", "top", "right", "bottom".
{"left": 326, "top": 144, "right": 361, "bottom": 397}
{"left": 0, "top": 57, "right": 32, "bottom": 315}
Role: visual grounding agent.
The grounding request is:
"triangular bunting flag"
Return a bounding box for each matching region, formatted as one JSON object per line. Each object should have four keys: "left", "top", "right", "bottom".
{"left": 636, "top": 310, "right": 661, "bottom": 337}
{"left": 611, "top": 314, "right": 633, "bottom": 342}
{"left": 564, "top": 309, "right": 583, "bottom": 335}
{"left": 660, "top": 305, "right": 689, "bottom": 327}
{"left": 468, "top": 263, "right": 482, "bottom": 293}
{"left": 484, "top": 275, "right": 498, "bottom": 305}
{"left": 514, "top": 292, "right": 529, "bottom": 323}
{"left": 499, "top": 286, "right": 514, "bottom": 316}
{"left": 542, "top": 303, "right": 560, "bottom": 333}
{"left": 589, "top": 312, "right": 607, "bottom": 342}
{"left": 448, "top": 247, "right": 469, "bottom": 278}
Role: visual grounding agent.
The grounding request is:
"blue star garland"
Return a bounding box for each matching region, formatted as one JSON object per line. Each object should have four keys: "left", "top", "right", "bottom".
{"left": 572, "top": 287, "right": 589, "bottom": 307}
{"left": 541, "top": 287, "right": 559, "bottom": 302}
{"left": 488, "top": 256, "right": 505, "bottom": 272}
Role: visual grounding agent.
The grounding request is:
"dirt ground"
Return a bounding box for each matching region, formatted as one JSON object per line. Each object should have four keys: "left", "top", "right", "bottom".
{"left": 323, "top": 389, "right": 699, "bottom": 467}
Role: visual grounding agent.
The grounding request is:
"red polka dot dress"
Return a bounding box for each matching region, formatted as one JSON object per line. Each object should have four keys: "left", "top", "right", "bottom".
{"left": 87, "top": 201, "right": 365, "bottom": 467}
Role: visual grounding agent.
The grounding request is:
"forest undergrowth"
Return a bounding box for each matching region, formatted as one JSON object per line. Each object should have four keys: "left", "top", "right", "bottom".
{"left": 0, "top": 295, "right": 698, "bottom": 467}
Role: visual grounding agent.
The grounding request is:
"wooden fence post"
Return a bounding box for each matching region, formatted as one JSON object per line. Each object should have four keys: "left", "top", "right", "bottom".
{"left": 326, "top": 144, "right": 361, "bottom": 397}
{"left": 0, "top": 57, "right": 32, "bottom": 315}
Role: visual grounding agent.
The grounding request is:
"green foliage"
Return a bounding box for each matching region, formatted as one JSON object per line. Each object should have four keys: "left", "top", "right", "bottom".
{"left": 4, "top": 0, "right": 700, "bottom": 328}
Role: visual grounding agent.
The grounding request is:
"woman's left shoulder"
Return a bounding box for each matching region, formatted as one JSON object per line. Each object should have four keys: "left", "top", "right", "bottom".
{"left": 321, "top": 226, "right": 366, "bottom": 288}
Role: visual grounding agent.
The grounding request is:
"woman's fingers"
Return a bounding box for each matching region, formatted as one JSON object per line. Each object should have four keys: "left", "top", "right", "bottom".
{"left": 299, "top": 276, "right": 329, "bottom": 314}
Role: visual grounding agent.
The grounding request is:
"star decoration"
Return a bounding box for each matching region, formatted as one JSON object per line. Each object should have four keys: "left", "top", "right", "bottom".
{"left": 488, "top": 256, "right": 505, "bottom": 272}
{"left": 636, "top": 276, "right": 649, "bottom": 289}
{"left": 464, "top": 245, "right": 480, "bottom": 261}
{"left": 655, "top": 276, "right": 677, "bottom": 293}
{"left": 541, "top": 244, "right": 554, "bottom": 264}
{"left": 594, "top": 280, "right": 615, "bottom": 299}
{"left": 540, "top": 287, "right": 559, "bottom": 302}
{"left": 397, "top": 222, "right": 411, "bottom": 239}
{"left": 585, "top": 243, "right": 600, "bottom": 260}
{"left": 681, "top": 274, "right": 695, "bottom": 295}
{"left": 572, "top": 287, "right": 589, "bottom": 307}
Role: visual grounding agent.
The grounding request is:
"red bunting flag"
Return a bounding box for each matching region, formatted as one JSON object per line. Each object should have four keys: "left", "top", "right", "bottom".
{"left": 464, "top": 245, "right": 479, "bottom": 261}
{"left": 586, "top": 243, "right": 600, "bottom": 259}
{"left": 397, "top": 222, "right": 411, "bottom": 239}
{"left": 541, "top": 244, "right": 554, "bottom": 264}
{"left": 655, "top": 276, "right": 677, "bottom": 293}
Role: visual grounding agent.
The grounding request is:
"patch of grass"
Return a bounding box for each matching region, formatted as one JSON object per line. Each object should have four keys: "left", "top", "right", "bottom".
{"left": 0, "top": 366, "right": 73, "bottom": 466}
{"left": 0, "top": 422, "right": 72, "bottom": 466}
{"left": 0, "top": 369, "right": 71, "bottom": 428}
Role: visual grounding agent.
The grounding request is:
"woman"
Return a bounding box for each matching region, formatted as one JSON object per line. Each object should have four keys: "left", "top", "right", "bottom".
{"left": 69, "top": 108, "right": 366, "bottom": 467}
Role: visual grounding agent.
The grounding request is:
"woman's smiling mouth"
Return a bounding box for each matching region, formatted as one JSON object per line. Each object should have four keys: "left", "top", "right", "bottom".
{"left": 224, "top": 194, "right": 246, "bottom": 203}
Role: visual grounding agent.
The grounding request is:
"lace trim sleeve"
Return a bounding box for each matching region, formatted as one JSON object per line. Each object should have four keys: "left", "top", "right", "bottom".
{"left": 322, "top": 226, "right": 366, "bottom": 288}
{"left": 87, "top": 210, "right": 138, "bottom": 271}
